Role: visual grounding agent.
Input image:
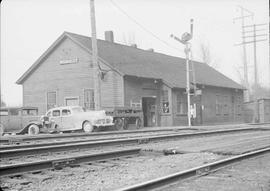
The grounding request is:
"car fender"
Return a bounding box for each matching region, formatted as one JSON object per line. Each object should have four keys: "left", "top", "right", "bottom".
{"left": 17, "top": 121, "right": 43, "bottom": 135}
{"left": 78, "top": 119, "right": 92, "bottom": 129}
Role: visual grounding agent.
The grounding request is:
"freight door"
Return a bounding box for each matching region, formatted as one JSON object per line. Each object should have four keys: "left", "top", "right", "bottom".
{"left": 142, "top": 97, "right": 157, "bottom": 127}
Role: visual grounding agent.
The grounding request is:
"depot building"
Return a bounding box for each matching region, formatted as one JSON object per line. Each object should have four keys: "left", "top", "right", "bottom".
{"left": 16, "top": 31, "right": 245, "bottom": 127}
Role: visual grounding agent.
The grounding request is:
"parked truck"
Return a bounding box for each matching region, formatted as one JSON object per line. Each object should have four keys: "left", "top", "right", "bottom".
{"left": 105, "top": 107, "right": 143, "bottom": 130}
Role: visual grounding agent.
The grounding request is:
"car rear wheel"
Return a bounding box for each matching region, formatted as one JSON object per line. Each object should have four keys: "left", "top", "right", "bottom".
{"left": 0, "top": 124, "right": 4, "bottom": 136}
{"left": 83, "top": 121, "right": 93, "bottom": 133}
{"left": 28, "top": 124, "right": 40, "bottom": 135}
{"left": 114, "top": 118, "right": 124, "bottom": 130}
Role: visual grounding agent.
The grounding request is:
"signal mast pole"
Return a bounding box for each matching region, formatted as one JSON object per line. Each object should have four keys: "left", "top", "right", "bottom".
{"left": 90, "top": 0, "right": 101, "bottom": 110}
{"left": 171, "top": 19, "right": 194, "bottom": 127}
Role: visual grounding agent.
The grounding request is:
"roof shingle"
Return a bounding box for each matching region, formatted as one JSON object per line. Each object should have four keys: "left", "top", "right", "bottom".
{"left": 66, "top": 32, "right": 244, "bottom": 89}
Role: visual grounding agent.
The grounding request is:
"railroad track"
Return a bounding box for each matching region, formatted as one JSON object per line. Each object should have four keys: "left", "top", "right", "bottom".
{"left": 1, "top": 126, "right": 269, "bottom": 191}
{"left": 0, "top": 148, "right": 141, "bottom": 177}
{"left": 0, "top": 127, "right": 267, "bottom": 158}
{"left": 0, "top": 127, "right": 197, "bottom": 144}
{"left": 0, "top": 131, "right": 196, "bottom": 151}
{"left": 115, "top": 147, "right": 270, "bottom": 191}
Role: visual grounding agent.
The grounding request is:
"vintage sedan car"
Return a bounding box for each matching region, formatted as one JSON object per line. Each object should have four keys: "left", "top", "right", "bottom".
{"left": 43, "top": 106, "right": 114, "bottom": 133}
{"left": 0, "top": 106, "right": 40, "bottom": 135}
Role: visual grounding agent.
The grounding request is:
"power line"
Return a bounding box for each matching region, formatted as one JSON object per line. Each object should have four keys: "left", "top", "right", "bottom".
{"left": 110, "top": 0, "right": 182, "bottom": 52}
{"left": 233, "top": 5, "right": 254, "bottom": 102}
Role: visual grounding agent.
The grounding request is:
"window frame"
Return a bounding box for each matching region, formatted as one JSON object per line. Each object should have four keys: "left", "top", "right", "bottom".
{"left": 65, "top": 97, "right": 79, "bottom": 106}
{"left": 83, "top": 89, "right": 95, "bottom": 110}
{"left": 223, "top": 95, "right": 229, "bottom": 116}
{"left": 215, "top": 94, "right": 222, "bottom": 116}
{"left": 47, "top": 91, "right": 57, "bottom": 110}
{"left": 176, "top": 92, "right": 187, "bottom": 115}
{"left": 236, "top": 96, "right": 242, "bottom": 115}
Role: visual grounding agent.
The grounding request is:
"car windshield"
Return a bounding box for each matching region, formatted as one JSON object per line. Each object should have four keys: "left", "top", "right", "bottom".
{"left": 72, "top": 107, "right": 84, "bottom": 113}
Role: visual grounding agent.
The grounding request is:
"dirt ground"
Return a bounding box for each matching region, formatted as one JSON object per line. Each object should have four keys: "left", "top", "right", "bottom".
{"left": 1, "top": 129, "right": 270, "bottom": 191}
{"left": 161, "top": 153, "right": 270, "bottom": 191}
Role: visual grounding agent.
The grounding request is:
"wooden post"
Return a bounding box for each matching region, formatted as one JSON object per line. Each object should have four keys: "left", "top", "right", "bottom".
{"left": 90, "top": 0, "right": 101, "bottom": 110}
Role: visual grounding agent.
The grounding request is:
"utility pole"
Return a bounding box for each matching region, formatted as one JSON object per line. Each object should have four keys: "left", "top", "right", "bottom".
{"left": 240, "top": 23, "right": 267, "bottom": 87}
{"left": 233, "top": 6, "right": 254, "bottom": 102}
{"left": 90, "top": 0, "right": 101, "bottom": 110}
{"left": 253, "top": 24, "right": 258, "bottom": 86}
{"left": 238, "top": 23, "right": 267, "bottom": 123}
{"left": 170, "top": 19, "right": 194, "bottom": 127}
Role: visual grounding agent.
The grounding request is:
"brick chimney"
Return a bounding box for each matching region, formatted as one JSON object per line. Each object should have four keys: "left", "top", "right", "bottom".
{"left": 105, "top": 31, "right": 114, "bottom": 43}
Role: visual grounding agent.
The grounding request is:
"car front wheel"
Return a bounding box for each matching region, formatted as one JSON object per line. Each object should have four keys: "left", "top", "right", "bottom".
{"left": 83, "top": 121, "right": 93, "bottom": 133}
{"left": 28, "top": 124, "right": 40, "bottom": 135}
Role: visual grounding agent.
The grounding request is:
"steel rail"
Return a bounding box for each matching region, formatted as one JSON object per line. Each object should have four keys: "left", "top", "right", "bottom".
{"left": 0, "top": 148, "right": 141, "bottom": 177}
{"left": 0, "top": 131, "right": 195, "bottom": 151}
{"left": 0, "top": 127, "right": 268, "bottom": 158}
{"left": 115, "top": 147, "right": 270, "bottom": 191}
{"left": 0, "top": 127, "right": 197, "bottom": 144}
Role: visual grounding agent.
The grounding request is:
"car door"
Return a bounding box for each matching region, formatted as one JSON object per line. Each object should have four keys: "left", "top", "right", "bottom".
{"left": 21, "top": 108, "right": 39, "bottom": 129}
{"left": 61, "top": 109, "right": 74, "bottom": 130}
{"left": 50, "top": 109, "right": 62, "bottom": 130}
{"left": 0, "top": 109, "right": 9, "bottom": 132}
{"left": 8, "top": 108, "right": 21, "bottom": 132}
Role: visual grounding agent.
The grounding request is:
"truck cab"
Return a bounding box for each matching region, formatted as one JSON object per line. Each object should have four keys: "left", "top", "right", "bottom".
{"left": 0, "top": 107, "right": 39, "bottom": 135}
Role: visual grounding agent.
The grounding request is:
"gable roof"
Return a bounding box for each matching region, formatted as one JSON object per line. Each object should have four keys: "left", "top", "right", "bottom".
{"left": 17, "top": 31, "right": 244, "bottom": 90}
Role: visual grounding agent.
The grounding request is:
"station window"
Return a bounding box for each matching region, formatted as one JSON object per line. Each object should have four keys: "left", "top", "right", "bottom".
{"left": 223, "top": 96, "right": 229, "bottom": 115}
{"left": 176, "top": 93, "right": 187, "bottom": 114}
{"left": 47, "top": 91, "right": 57, "bottom": 110}
{"left": 215, "top": 95, "right": 222, "bottom": 115}
{"left": 161, "top": 90, "right": 170, "bottom": 113}
{"left": 130, "top": 100, "right": 142, "bottom": 108}
{"left": 84, "top": 89, "right": 95, "bottom": 110}
{"left": 236, "top": 96, "right": 242, "bottom": 115}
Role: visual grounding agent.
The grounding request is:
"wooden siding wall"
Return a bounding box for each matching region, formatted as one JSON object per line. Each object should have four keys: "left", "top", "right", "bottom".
{"left": 172, "top": 89, "right": 188, "bottom": 125}
{"left": 22, "top": 37, "right": 123, "bottom": 114}
{"left": 200, "top": 86, "right": 244, "bottom": 124}
{"left": 258, "top": 99, "right": 270, "bottom": 123}
{"left": 123, "top": 77, "right": 175, "bottom": 127}
{"left": 123, "top": 76, "right": 160, "bottom": 106}
{"left": 123, "top": 76, "right": 164, "bottom": 126}
{"left": 172, "top": 86, "right": 244, "bottom": 126}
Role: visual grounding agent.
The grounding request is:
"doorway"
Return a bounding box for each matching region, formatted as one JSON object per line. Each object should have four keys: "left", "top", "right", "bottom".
{"left": 142, "top": 97, "right": 157, "bottom": 127}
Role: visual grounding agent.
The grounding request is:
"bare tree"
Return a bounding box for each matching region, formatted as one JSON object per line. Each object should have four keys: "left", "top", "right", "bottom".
{"left": 199, "top": 42, "right": 219, "bottom": 68}
{"left": 235, "top": 67, "right": 245, "bottom": 86}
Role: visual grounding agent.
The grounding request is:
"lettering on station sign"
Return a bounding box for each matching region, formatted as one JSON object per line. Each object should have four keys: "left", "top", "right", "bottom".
{"left": 60, "top": 58, "right": 79, "bottom": 65}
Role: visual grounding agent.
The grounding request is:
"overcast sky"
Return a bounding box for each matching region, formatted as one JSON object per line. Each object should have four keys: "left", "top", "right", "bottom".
{"left": 1, "top": 0, "right": 269, "bottom": 106}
